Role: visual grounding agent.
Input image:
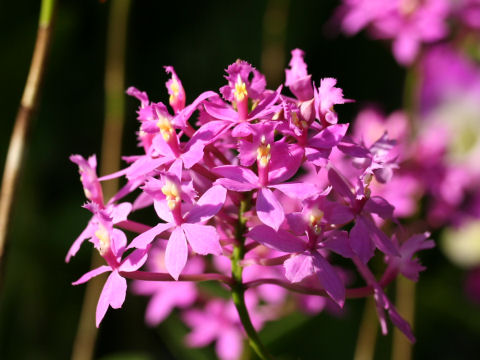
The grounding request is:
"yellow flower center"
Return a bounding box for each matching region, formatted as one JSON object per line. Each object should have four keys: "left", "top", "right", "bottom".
{"left": 309, "top": 208, "right": 324, "bottom": 234}
{"left": 233, "top": 75, "right": 248, "bottom": 102}
{"left": 157, "top": 116, "right": 174, "bottom": 142}
{"left": 169, "top": 78, "right": 180, "bottom": 103}
{"left": 256, "top": 135, "right": 271, "bottom": 168}
{"left": 161, "top": 180, "right": 181, "bottom": 210}
{"left": 95, "top": 225, "right": 110, "bottom": 256}
{"left": 291, "top": 111, "right": 308, "bottom": 130}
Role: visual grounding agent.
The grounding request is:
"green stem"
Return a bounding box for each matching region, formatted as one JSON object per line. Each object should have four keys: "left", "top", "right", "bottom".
{"left": 391, "top": 277, "right": 415, "bottom": 360}
{"left": 71, "top": 2, "right": 131, "bottom": 360}
{"left": 0, "top": 0, "right": 56, "bottom": 291}
{"left": 231, "top": 199, "right": 273, "bottom": 360}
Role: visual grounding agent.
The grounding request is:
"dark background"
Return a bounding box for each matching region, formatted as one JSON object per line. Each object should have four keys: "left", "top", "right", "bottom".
{"left": 0, "top": 0, "right": 479, "bottom": 359}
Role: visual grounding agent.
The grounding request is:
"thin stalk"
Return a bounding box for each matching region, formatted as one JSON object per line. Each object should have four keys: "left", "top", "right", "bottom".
{"left": 391, "top": 277, "right": 415, "bottom": 360}
{"left": 231, "top": 199, "right": 273, "bottom": 360}
{"left": 354, "top": 297, "right": 378, "bottom": 360}
{"left": 120, "top": 270, "right": 233, "bottom": 285}
{"left": 0, "top": 0, "right": 56, "bottom": 290}
{"left": 71, "top": 2, "right": 131, "bottom": 360}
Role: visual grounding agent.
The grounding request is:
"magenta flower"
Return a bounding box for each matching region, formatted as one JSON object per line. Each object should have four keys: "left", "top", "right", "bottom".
{"left": 183, "top": 295, "right": 263, "bottom": 360}
{"left": 328, "top": 167, "right": 399, "bottom": 263}
{"left": 128, "top": 171, "right": 226, "bottom": 279}
{"left": 337, "top": 0, "right": 451, "bottom": 65}
{"left": 71, "top": 204, "right": 148, "bottom": 326}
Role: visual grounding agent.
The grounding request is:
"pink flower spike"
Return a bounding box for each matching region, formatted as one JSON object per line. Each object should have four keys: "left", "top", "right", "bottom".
{"left": 165, "top": 227, "right": 188, "bottom": 280}
{"left": 96, "top": 271, "right": 127, "bottom": 327}
{"left": 164, "top": 66, "right": 186, "bottom": 114}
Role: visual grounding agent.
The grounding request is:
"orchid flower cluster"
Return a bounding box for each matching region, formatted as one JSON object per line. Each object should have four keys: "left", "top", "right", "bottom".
{"left": 67, "top": 49, "right": 433, "bottom": 359}
{"left": 335, "top": 0, "right": 480, "bottom": 65}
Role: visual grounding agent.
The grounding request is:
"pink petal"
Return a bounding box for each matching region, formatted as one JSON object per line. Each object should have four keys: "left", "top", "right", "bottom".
{"left": 247, "top": 225, "right": 306, "bottom": 253}
{"left": 364, "top": 196, "right": 394, "bottom": 219}
{"left": 286, "top": 212, "right": 308, "bottom": 235}
{"left": 308, "top": 123, "right": 349, "bottom": 149}
{"left": 215, "top": 178, "right": 258, "bottom": 192}
{"left": 269, "top": 182, "right": 318, "bottom": 200}
{"left": 66, "top": 222, "right": 94, "bottom": 263}
{"left": 186, "top": 185, "right": 226, "bottom": 224}
{"left": 312, "top": 252, "right": 345, "bottom": 307}
{"left": 187, "top": 120, "right": 229, "bottom": 147}
{"left": 154, "top": 200, "right": 175, "bottom": 223}
{"left": 175, "top": 91, "right": 218, "bottom": 127}
{"left": 256, "top": 187, "right": 285, "bottom": 231}
{"left": 203, "top": 102, "right": 238, "bottom": 121}
{"left": 96, "top": 271, "right": 127, "bottom": 327}
{"left": 213, "top": 165, "right": 259, "bottom": 184}
{"left": 216, "top": 328, "right": 243, "bottom": 360}
{"left": 110, "top": 202, "right": 132, "bottom": 223}
{"left": 388, "top": 307, "right": 415, "bottom": 343}
{"left": 392, "top": 34, "right": 419, "bottom": 66}
{"left": 284, "top": 254, "right": 314, "bottom": 283}
{"left": 145, "top": 293, "right": 175, "bottom": 326}
{"left": 182, "top": 141, "right": 205, "bottom": 169}
{"left": 128, "top": 222, "right": 173, "bottom": 249}
{"left": 362, "top": 216, "right": 399, "bottom": 257}
{"left": 168, "top": 158, "right": 183, "bottom": 182}
{"left": 350, "top": 217, "right": 375, "bottom": 263}
{"left": 248, "top": 86, "right": 282, "bottom": 119}
{"left": 119, "top": 248, "right": 150, "bottom": 272}
{"left": 182, "top": 223, "right": 222, "bottom": 256}
{"left": 165, "top": 227, "right": 188, "bottom": 280}
{"left": 72, "top": 265, "right": 111, "bottom": 285}
{"left": 322, "top": 230, "right": 355, "bottom": 258}
{"left": 328, "top": 168, "right": 355, "bottom": 203}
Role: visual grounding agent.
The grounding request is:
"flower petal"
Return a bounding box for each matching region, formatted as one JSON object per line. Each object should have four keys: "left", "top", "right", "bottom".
{"left": 119, "top": 247, "right": 150, "bottom": 272}
{"left": 96, "top": 271, "right": 127, "bottom": 327}
{"left": 182, "top": 223, "right": 222, "bottom": 256}
{"left": 350, "top": 217, "right": 375, "bottom": 263}
{"left": 186, "top": 185, "right": 226, "bottom": 224}
{"left": 256, "top": 187, "right": 285, "bottom": 231}
{"left": 66, "top": 222, "right": 94, "bottom": 263}
{"left": 165, "top": 227, "right": 188, "bottom": 280}
{"left": 72, "top": 265, "right": 112, "bottom": 285}
{"left": 309, "top": 123, "right": 349, "bottom": 149}
{"left": 312, "top": 252, "right": 345, "bottom": 307}
{"left": 364, "top": 196, "right": 394, "bottom": 220}
{"left": 284, "top": 253, "right": 314, "bottom": 283}
{"left": 269, "top": 182, "right": 318, "bottom": 200}
{"left": 247, "top": 225, "right": 306, "bottom": 253}
{"left": 128, "top": 222, "right": 173, "bottom": 249}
